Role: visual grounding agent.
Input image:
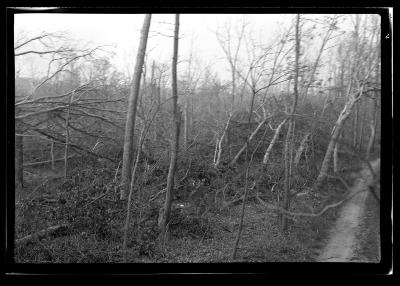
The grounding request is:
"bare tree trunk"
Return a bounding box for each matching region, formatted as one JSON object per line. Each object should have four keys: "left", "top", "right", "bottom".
{"left": 371, "top": 34, "right": 381, "bottom": 153}
{"left": 120, "top": 14, "right": 152, "bottom": 200}
{"left": 295, "top": 111, "right": 319, "bottom": 168}
{"left": 289, "top": 120, "right": 296, "bottom": 179}
{"left": 183, "top": 94, "right": 189, "bottom": 150}
{"left": 352, "top": 102, "right": 359, "bottom": 148}
{"left": 215, "top": 21, "right": 246, "bottom": 167}
{"left": 281, "top": 120, "right": 293, "bottom": 231}
{"left": 24, "top": 156, "right": 75, "bottom": 167}
{"left": 214, "top": 113, "right": 232, "bottom": 168}
{"left": 313, "top": 14, "right": 375, "bottom": 192}
{"left": 333, "top": 132, "right": 341, "bottom": 173}
{"left": 15, "top": 134, "right": 23, "bottom": 188}
{"left": 294, "top": 132, "right": 309, "bottom": 167}
{"left": 263, "top": 118, "right": 287, "bottom": 165}
{"left": 64, "top": 92, "right": 73, "bottom": 180}
{"left": 313, "top": 88, "right": 363, "bottom": 192}
{"left": 50, "top": 140, "right": 55, "bottom": 170}
{"left": 282, "top": 14, "right": 300, "bottom": 232}
{"left": 190, "top": 90, "right": 194, "bottom": 136}
{"left": 158, "top": 14, "right": 180, "bottom": 236}
{"left": 229, "top": 114, "right": 271, "bottom": 166}
{"left": 122, "top": 126, "right": 145, "bottom": 262}
{"left": 351, "top": 15, "right": 360, "bottom": 149}
{"left": 15, "top": 224, "right": 69, "bottom": 246}
{"left": 184, "top": 89, "right": 193, "bottom": 151}
{"left": 232, "top": 81, "right": 262, "bottom": 260}
{"left": 231, "top": 147, "right": 251, "bottom": 260}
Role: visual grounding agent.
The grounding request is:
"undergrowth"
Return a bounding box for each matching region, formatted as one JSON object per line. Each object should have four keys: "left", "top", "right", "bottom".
{"left": 14, "top": 135, "right": 371, "bottom": 263}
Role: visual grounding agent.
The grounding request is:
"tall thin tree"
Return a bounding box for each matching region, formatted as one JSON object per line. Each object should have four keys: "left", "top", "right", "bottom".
{"left": 120, "top": 14, "right": 152, "bottom": 200}
{"left": 158, "top": 14, "right": 180, "bottom": 236}
{"left": 281, "top": 14, "right": 300, "bottom": 231}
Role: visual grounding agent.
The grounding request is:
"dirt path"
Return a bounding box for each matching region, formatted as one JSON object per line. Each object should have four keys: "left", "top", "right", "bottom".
{"left": 317, "top": 158, "right": 380, "bottom": 262}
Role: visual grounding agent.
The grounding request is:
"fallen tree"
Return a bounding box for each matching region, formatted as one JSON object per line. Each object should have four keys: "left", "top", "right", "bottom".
{"left": 256, "top": 188, "right": 373, "bottom": 219}
{"left": 23, "top": 155, "right": 78, "bottom": 167}
{"left": 15, "top": 223, "right": 69, "bottom": 246}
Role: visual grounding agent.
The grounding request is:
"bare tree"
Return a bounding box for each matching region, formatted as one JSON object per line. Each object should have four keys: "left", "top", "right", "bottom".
{"left": 229, "top": 26, "right": 292, "bottom": 166}
{"left": 301, "top": 15, "right": 341, "bottom": 104}
{"left": 366, "top": 17, "right": 381, "bottom": 159}
{"left": 281, "top": 14, "right": 301, "bottom": 232}
{"left": 158, "top": 14, "right": 180, "bottom": 236}
{"left": 63, "top": 91, "right": 74, "bottom": 179}
{"left": 15, "top": 32, "right": 109, "bottom": 185}
{"left": 214, "top": 19, "right": 247, "bottom": 168}
{"left": 263, "top": 118, "right": 288, "bottom": 165}
{"left": 120, "top": 14, "right": 152, "bottom": 200}
{"left": 295, "top": 15, "right": 342, "bottom": 164}
{"left": 313, "top": 14, "right": 380, "bottom": 191}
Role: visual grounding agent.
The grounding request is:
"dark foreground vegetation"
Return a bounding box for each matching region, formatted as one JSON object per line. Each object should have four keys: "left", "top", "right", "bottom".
{"left": 13, "top": 13, "right": 382, "bottom": 263}
{"left": 14, "top": 144, "right": 380, "bottom": 263}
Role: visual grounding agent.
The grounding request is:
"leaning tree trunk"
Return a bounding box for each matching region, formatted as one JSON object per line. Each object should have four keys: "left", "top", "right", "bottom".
{"left": 15, "top": 134, "right": 23, "bottom": 188}
{"left": 294, "top": 111, "right": 318, "bottom": 168}
{"left": 313, "top": 14, "right": 371, "bottom": 192}
{"left": 229, "top": 113, "right": 271, "bottom": 166}
{"left": 158, "top": 14, "right": 180, "bottom": 236}
{"left": 294, "top": 131, "right": 309, "bottom": 167}
{"left": 333, "top": 131, "right": 341, "bottom": 173}
{"left": 120, "top": 14, "right": 152, "bottom": 200}
{"left": 214, "top": 113, "right": 232, "bottom": 168}
{"left": 313, "top": 88, "right": 362, "bottom": 192}
{"left": 263, "top": 118, "right": 288, "bottom": 165}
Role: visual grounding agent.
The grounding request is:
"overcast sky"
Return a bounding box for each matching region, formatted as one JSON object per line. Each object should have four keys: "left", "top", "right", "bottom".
{"left": 15, "top": 13, "right": 295, "bottom": 81}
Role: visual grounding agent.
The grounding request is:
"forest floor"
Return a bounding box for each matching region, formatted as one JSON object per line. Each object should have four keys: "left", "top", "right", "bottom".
{"left": 14, "top": 153, "right": 381, "bottom": 263}
{"left": 317, "top": 159, "right": 381, "bottom": 262}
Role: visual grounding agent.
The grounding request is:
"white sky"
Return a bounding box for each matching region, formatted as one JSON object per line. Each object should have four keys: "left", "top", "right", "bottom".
{"left": 14, "top": 13, "right": 294, "bottom": 81}
{"left": 15, "top": 13, "right": 372, "bottom": 85}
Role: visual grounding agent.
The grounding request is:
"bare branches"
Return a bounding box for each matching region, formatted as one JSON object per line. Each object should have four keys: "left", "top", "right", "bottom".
{"left": 14, "top": 33, "right": 55, "bottom": 50}
{"left": 15, "top": 48, "right": 74, "bottom": 57}
{"left": 32, "top": 46, "right": 105, "bottom": 95}
{"left": 31, "top": 127, "right": 116, "bottom": 163}
{"left": 256, "top": 187, "right": 371, "bottom": 218}
{"left": 230, "top": 114, "right": 275, "bottom": 166}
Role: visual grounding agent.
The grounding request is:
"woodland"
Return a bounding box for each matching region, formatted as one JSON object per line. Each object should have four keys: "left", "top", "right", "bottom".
{"left": 13, "top": 13, "right": 382, "bottom": 263}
